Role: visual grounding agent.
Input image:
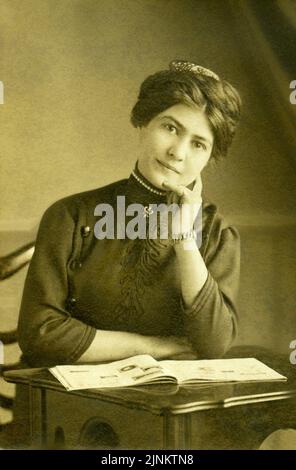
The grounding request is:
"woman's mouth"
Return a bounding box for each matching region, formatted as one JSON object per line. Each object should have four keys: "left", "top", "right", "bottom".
{"left": 156, "top": 159, "right": 180, "bottom": 174}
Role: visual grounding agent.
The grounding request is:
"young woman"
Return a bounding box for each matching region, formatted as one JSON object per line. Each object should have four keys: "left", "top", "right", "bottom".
{"left": 18, "top": 60, "right": 242, "bottom": 367}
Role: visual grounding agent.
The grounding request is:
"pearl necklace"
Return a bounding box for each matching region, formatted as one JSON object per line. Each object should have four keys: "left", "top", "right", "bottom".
{"left": 131, "top": 170, "right": 167, "bottom": 196}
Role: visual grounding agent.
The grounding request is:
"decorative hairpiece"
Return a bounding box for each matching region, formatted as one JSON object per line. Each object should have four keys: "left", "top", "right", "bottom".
{"left": 169, "top": 60, "right": 220, "bottom": 81}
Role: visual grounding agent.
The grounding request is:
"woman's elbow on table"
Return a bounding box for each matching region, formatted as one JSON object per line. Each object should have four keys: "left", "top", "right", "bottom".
{"left": 187, "top": 308, "right": 237, "bottom": 359}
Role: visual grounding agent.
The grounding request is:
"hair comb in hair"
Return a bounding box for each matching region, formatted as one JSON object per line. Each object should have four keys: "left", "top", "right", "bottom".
{"left": 169, "top": 60, "right": 220, "bottom": 81}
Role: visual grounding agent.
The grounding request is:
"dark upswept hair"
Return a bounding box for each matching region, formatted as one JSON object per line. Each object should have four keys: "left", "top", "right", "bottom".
{"left": 130, "top": 66, "right": 242, "bottom": 162}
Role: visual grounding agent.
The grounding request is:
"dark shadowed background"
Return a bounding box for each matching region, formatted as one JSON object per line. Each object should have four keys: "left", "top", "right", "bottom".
{"left": 0, "top": 0, "right": 295, "bottom": 423}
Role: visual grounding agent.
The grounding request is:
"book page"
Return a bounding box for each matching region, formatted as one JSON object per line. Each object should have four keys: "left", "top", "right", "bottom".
{"left": 159, "top": 358, "right": 287, "bottom": 383}
{"left": 50, "top": 354, "right": 172, "bottom": 391}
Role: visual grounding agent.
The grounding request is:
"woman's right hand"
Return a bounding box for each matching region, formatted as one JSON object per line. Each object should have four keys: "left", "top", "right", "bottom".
{"left": 151, "top": 335, "right": 197, "bottom": 360}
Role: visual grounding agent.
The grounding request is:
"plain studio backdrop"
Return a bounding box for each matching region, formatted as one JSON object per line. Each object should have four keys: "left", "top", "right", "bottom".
{"left": 0, "top": 0, "right": 296, "bottom": 424}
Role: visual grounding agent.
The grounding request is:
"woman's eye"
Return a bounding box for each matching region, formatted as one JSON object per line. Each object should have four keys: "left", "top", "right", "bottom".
{"left": 193, "top": 141, "right": 205, "bottom": 150}
{"left": 164, "top": 124, "right": 177, "bottom": 133}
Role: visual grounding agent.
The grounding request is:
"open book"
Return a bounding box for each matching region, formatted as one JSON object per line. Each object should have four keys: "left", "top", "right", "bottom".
{"left": 49, "top": 354, "right": 287, "bottom": 391}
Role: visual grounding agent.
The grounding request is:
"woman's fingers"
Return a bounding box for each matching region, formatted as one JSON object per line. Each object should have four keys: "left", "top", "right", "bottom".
{"left": 166, "top": 191, "right": 173, "bottom": 206}
{"left": 162, "top": 181, "right": 191, "bottom": 200}
{"left": 162, "top": 179, "right": 202, "bottom": 204}
{"left": 171, "top": 191, "right": 179, "bottom": 205}
{"left": 193, "top": 175, "right": 203, "bottom": 199}
{"left": 162, "top": 179, "right": 203, "bottom": 234}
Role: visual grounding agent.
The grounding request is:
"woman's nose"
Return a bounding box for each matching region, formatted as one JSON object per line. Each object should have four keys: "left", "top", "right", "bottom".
{"left": 168, "top": 139, "right": 188, "bottom": 161}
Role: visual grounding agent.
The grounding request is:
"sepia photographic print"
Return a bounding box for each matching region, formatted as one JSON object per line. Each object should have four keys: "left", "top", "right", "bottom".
{"left": 0, "top": 0, "right": 296, "bottom": 458}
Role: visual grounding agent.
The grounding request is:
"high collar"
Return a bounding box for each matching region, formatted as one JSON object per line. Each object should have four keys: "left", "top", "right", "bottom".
{"left": 125, "top": 164, "right": 168, "bottom": 206}
{"left": 125, "top": 163, "right": 197, "bottom": 206}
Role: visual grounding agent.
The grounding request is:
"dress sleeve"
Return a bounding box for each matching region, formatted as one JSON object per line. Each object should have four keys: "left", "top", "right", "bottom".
{"left": 181, "top": 226, "right": 240, "bottom": 358}
{"left": 17, "top": 200, "right": 96, "bottom": 367}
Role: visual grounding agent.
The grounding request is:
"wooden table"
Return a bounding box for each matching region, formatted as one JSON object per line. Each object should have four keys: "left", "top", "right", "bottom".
{"left": 4, "top": 347, "right": 296, "bottom": 449}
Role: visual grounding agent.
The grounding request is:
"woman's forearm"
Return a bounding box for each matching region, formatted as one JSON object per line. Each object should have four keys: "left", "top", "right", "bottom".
{"left": 77, "top": 329, "right": 195, "bottom": 363}
{"left": 174, "top": 239, "right": 208, "bottom": 308}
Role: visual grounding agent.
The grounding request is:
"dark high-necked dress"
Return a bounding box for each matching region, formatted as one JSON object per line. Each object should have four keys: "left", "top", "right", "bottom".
{"left": 18, "top": 168, "right": 240, "bottom": 367}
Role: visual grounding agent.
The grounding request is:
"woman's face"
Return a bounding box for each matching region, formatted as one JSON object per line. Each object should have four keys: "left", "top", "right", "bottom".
{"left": 137, "top": 103, "right": 214, "bottom": 189}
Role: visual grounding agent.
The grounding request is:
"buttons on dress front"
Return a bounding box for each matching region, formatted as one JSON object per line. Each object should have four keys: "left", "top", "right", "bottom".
{"left": 81, "top": 226, "right": 91, "bottom": 237}
{"left": 66, "top": 297, "right": 78, "bottom": 310}
{"left": 70, "top": 260, "right": 82, "bottom": 270}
